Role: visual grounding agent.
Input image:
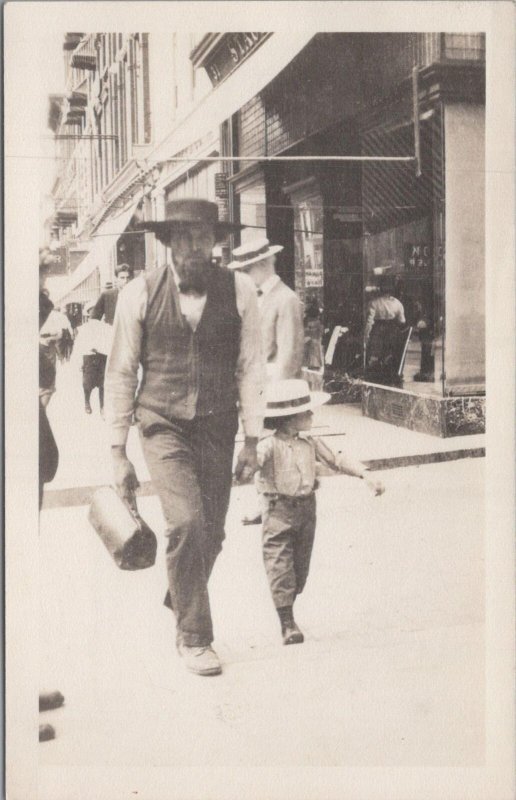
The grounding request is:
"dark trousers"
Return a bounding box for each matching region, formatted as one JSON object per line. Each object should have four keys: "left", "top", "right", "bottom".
{"left": 261, "top": 494, "right": 316, "bottom": 608}
{"left": 136, "top": 406, "right": 239, "bottom": 646}
{"left": 83, "top": 354, "right": 106, "bottom": 408}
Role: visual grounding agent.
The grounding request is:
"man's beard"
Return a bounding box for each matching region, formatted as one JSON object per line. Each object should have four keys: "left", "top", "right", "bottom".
{"left": 176, "top": 256, "right": 211, "bottom": 294}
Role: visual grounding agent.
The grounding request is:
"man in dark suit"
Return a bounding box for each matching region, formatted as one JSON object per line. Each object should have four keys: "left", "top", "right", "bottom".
{"left": 90, "top": 264, "right": 134, "bottom": 413}
{"left": 91, "top": 263, "right": 134, "bottom": 325}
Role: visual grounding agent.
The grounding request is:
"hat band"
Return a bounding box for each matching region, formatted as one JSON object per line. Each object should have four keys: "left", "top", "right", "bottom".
{"left": 234, "top": 243, "right": 270, "bottom": 262}
{"left": 267, "top": 395, "right": 311, "bottom": 411}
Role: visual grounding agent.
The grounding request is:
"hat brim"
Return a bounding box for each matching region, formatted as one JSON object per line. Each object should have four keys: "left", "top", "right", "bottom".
{"left": 264, "top": 391, "right": 331, "bottom": 418}
{"left": 227, "top": 244, "right": 284, "bottom": 270}
{"left": 134, "top": 219, "right": 245, "bottom": 242}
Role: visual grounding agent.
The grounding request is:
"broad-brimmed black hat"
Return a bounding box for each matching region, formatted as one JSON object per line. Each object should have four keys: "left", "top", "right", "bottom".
{"left": 135, "top": 198, "right": 244, "bottom": 242}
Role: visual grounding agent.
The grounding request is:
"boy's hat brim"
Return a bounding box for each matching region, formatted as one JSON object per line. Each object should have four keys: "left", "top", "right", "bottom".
{"left": 264, "top": 389, "right": 331, "bottom": 418}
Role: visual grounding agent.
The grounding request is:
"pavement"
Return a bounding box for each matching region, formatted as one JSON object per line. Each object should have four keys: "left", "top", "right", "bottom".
{"left": 43, "top": 360, "right": 485, "bottom": 507}
{"left": 37, "top": 359, "right": 486, "bottom": 782}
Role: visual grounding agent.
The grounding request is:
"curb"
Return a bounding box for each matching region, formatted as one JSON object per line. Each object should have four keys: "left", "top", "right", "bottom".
{"left": 41, "top": 447, "right": 485, "bottom": 510}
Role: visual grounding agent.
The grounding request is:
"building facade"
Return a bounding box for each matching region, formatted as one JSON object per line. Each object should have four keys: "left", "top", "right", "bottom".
{"left": 45, "top": 32, "right": 486, "bottom": 436}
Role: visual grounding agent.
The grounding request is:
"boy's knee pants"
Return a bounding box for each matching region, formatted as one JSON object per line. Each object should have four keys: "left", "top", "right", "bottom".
{"left": 261, "top": 494, "right": 316, "bottom": 608}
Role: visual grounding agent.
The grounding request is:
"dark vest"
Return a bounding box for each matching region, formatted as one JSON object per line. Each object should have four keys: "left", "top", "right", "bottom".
{"left": 136, "top": 265, "right": 241, "bottom": 420}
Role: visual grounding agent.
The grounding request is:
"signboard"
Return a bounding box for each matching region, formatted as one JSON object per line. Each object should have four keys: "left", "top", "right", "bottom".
{"left": 305, "top": 269, "right": 324, "bottom": 288}
{"left": 215, "top": 173, "right": 228, "bottom": 198}
{"left": 404, "top": 243, "right": 432, "bottom": 271}
{"left": 46, "top": 246, "right": 68, "bottom": 275}
{"left": 204, "top": 33, "right": 270, "bottom": 86}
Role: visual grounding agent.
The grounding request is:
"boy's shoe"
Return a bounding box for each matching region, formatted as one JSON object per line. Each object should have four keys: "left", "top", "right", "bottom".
{"left": 85, "top": 402, "right": 92, "bottom": 414}
{"left": 39, "top": 691, "right": 65, "bottom": 712}
{"left": 282, "top": 622, "right": 304, "bottom": 646}
{"left": 39, "top": 723, "right": 55, "bottom": 742}
{"left": 177, "top": 642, "right": 222, "bottom": 676}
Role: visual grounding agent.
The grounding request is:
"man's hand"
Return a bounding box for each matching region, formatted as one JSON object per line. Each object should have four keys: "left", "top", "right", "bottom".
{"left": 234, "top": 437, "right": 259, "bottom": 484}
{"left": 112, "top": 445, "right": 140, "bottom": 509}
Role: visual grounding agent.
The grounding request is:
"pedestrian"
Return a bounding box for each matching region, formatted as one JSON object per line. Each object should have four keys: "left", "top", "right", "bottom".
{"left": 256, "top": 379, "right": 384, "bottom": 645}
{"left": 228, "top": 237, "right": 304, "bottom": 381}
{"left": 364, "top": 275, "right": 406, "bottom": 386}
{"left": 91, "top": 263, "right": 134, "bottom": 325}
{"left": 90, "top": 264, "right": 135, "bottom": 394}
{"left": 105, "top": 198, "right": 264, "bottom": 677}
{"left": 73, "top": 302, "right": 108, "bottom": 414}
{"left": 39, "top": 251, "right": 65, "bottom": 742}
{"left": 228, "top": 236, "right": 305, "bottom": 525}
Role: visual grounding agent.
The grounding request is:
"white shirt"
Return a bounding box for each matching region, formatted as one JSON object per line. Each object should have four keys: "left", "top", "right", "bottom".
{"left": 364, "top": 295, "right": 406, "bottom": 340}
{"left": 256, "top": 432, "right": 368, "bottom": 497}
{"left": 105, "top": 265, "right": 265, "bottom": 445}
{"left": 257, "top": 273, "right": 281, "bottom": 307}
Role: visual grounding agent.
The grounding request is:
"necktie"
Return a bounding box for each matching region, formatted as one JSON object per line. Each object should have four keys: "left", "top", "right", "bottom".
{"left": 257, "top": 289, "right": 263, "bottom": 297}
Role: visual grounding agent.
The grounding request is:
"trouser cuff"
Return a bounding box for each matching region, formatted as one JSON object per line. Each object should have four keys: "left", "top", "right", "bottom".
{"left": 180, "top": 631, "right": 213, "bottom": 647}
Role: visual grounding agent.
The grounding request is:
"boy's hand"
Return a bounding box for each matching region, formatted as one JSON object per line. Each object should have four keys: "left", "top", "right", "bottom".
{"left": 365, "top": 476, "right": 385, "bottom": 496}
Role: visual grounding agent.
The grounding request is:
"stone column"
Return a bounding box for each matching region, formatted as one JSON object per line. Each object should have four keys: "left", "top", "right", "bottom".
{"left": 443, "top": 103, "right": 485, "bottom": 392}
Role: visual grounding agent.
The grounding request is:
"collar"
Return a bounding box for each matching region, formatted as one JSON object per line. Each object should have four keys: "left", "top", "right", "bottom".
{"left": 258, "top": 273, "right": 280, "bottom": 298}
{"left": 275, "top": 429, "right": 311, "bottom": 442}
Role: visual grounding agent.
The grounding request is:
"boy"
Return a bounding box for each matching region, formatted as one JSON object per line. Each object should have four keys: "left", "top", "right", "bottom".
{"left": 256, "top": 379, "right": 384, "bottom": 645}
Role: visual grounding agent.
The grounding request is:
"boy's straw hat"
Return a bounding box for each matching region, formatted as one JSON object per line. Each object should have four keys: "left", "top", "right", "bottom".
{"left": 264, "top": 379, "right": 331, "bottom": 418}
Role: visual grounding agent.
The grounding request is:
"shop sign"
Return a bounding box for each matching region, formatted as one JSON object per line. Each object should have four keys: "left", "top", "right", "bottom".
{"left": 47, "top": 246, "right": 68, "bottom": 275}
{"left": 305, "top": 269, "right": 324, "bottom": 288}
{"left": 215, "top": 173, "right": 228, "bottom": 198}
{"left": 205, "top": 33, "right": 269, "bottom": 86}
{"left": 404, "top": 243, "right": 432, "bottom": 271}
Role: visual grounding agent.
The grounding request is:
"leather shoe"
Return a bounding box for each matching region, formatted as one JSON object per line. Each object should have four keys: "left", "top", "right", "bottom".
{"left": 177, "top": 643, "right": 222, "bottom": 676}
{"left": 39, "top": 691, "right": 65, "bottom": 711}
{"left": 39, "top": 723, "right": 55, "bottom": 742}
{"left": 282, "top": 622, "right": 304, "bottom": 646}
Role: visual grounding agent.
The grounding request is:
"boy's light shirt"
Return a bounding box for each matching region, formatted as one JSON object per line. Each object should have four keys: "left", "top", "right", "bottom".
{"left": 256, "top": 431, "right": 367, "bottom": 497}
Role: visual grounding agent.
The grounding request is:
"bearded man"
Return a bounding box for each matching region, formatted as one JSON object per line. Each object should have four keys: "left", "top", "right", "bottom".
{"left": 105, "top": 199, "right": 264, "bottom": 676}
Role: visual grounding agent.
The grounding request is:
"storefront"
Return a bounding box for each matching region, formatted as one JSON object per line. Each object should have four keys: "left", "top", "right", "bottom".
{"left": 222, "top": 33, "right": 485, "bottom": 436}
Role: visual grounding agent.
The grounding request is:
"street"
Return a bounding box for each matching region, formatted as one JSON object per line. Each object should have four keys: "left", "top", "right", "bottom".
{"left": 38, "top": 360, "right": 485, "bottom": 769}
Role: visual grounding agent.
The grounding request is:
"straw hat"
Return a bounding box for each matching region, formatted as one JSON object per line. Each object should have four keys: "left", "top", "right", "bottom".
{"left": 227, "top": 237, "right": 283, "bottom": 270}
{"left": 264, "top": 379, "right": 331, "bottom": 418}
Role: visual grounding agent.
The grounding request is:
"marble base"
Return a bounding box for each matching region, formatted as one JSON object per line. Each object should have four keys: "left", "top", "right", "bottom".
{"left": 362, "top": 383, "right": 485, "bottom": 437}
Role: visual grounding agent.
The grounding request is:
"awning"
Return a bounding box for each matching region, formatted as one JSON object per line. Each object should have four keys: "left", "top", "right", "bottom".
{"left": 150, "top": 32, "right": 315, "bottom": 164}
{"left": 66, "top": 196, "right": 142, "bottom": 294}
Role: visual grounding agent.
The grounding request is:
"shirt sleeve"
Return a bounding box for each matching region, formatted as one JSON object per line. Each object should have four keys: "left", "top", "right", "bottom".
{"left": 313, "top": 437, "right": 368, "bottom": 479}
{"left": 234, "top": 271, "right": 265, "bottom": 438}
{"left": 273, "top": 292, "right": 305, "bottom": 380}
{"left": 395, "top": 299, "right": 406, "bottom": 325}
{"left": 104, "top": 277, "right": 147, "bottom": 446}
{"left": 256, "top": 436, "right": 274, "bottom": 468}
{"left": 90, "top": 293, "right": 105, "bottom": 321}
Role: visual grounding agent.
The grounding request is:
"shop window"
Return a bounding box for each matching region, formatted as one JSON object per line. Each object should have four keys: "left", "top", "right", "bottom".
{"left": 360, "top": 111, "right": 445, "bottom": 396}
{"left": 235, "top": 170, "right": 267, "bottom": 243}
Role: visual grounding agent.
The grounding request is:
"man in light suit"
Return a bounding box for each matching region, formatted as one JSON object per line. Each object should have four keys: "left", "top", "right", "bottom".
{"left": 228, "top": 237, "right": 304, "bottom": 524}
{"left": 228, "top": 237, "right": 304, "bottom": 382}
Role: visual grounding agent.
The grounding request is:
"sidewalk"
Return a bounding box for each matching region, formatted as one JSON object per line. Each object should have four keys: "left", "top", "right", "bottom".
{"left": 43, "top": 361, "right": 485, "bottom": 508}
{"left": 39, "top": 459, "right": 485, "bottom": 772}
{"left": 38, "top": 359, "right": 485, "bottom": 775}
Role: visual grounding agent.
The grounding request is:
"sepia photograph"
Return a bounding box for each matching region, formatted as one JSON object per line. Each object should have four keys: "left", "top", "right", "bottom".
{"left": 5, "top": 3, "right": 515, "bottom": 799}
